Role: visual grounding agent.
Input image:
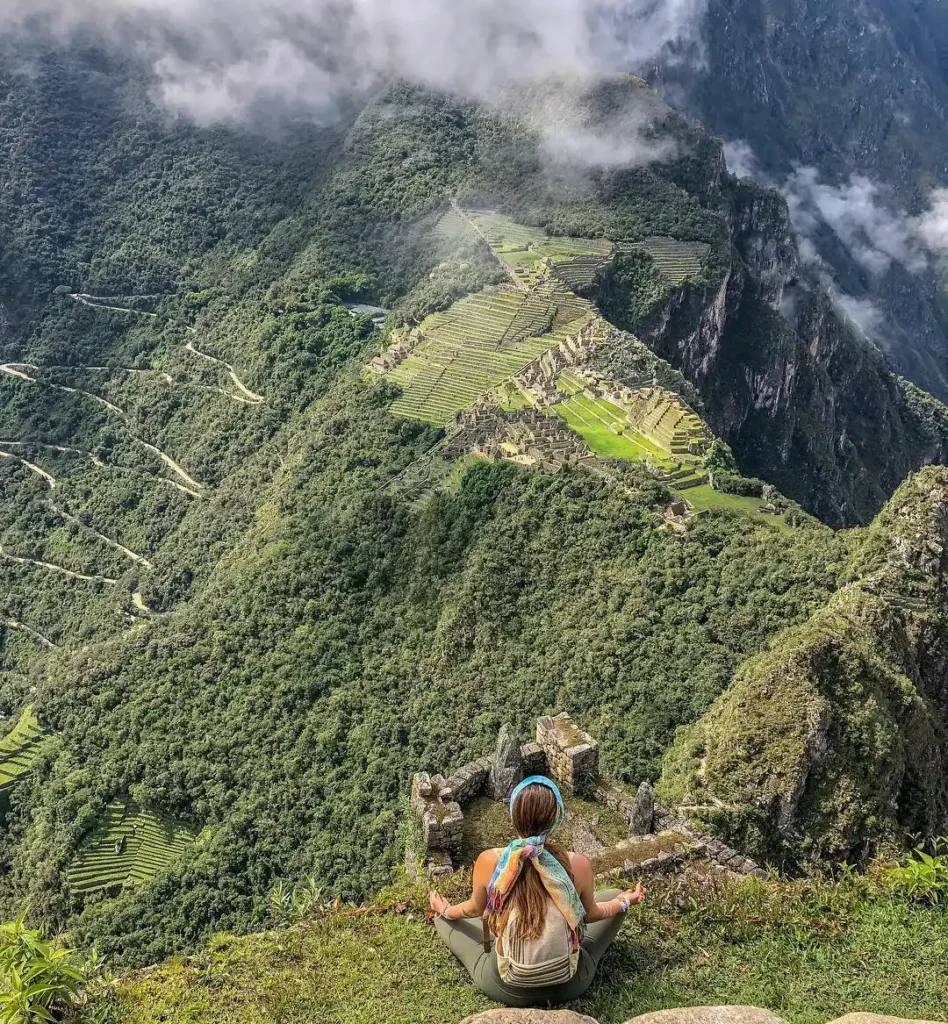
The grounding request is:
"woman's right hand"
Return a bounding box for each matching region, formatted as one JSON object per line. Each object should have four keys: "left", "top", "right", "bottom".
{"left": 621, "top": 883, "right": 646, "bottom": 907}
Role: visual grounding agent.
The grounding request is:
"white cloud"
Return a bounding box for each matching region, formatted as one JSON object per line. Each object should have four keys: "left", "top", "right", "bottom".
{"left": 783, "top": 168, "right": 927, "bottom": 276}
{"left": 830, "top": 291, "right": 884, "bottom": 338}
{"left": 723, "top": 140, "right": 764, "bottom": 183}
{"left": 912, "top": 188, "right": 948, "bottom": 254}
{"left": 0, "top": 0, "right": 709, "bottom": 126}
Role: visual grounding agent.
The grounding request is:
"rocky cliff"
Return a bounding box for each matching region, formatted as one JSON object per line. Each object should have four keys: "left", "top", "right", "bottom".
{"left": 598, "top": 178, "right": 948, "bottom": 525}
{"left": 659, "top": 466, "right": 948, "bottom": 863}
{"left": 652, "top": 0, "right": 948, "bottom": 403}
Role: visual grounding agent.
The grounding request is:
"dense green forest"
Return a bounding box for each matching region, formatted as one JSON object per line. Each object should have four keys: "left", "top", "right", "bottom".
{"left": 2, "top": 42, "right": 948, "bottom": 968}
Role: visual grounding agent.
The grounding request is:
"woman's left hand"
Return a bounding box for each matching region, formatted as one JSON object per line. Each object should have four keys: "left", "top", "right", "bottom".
{"left": 429, "top": 891, "right": 450, "bottom": 917}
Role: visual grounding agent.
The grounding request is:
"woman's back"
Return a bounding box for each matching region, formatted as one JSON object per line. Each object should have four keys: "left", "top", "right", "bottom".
{"left": 497, "top": 893, "right": 579, "bottom": 987}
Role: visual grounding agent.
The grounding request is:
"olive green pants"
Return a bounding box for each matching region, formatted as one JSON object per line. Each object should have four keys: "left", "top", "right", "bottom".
{"left": 434, "top": 888, "right": 625, "bottom": 1007}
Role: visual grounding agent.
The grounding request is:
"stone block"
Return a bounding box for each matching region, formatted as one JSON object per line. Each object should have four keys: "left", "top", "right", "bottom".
{"left": 422, "top": 801, "right": 463, "bottom": 855}
{"left": 445, "top": 757, "right": 491, "bottom": 805}
{"left": 630, "top": 781, "right": 656, "bottom": 836}
{"left": 412, "top": 771, "right": 464, "bottom": 855}
{"left": 622, "top": 1009, "right": 787, "bottom": 1024}
{"left": 490, "top": 725, "right": 524, "bottom": 801}
{"left": 536, "top": 713, "right": 599, "bottom": 796}
{"left": 461, "top": 1011, "right": 599, "bottom": 1024}
{"left": 520, "top": 741, "right": 547, "bottom": 775}
{"left": 426, "top": 849, "right": 454, "bottom": 879}
{"left": 827, "top": 1015, "right": 945, "bottom": 1024}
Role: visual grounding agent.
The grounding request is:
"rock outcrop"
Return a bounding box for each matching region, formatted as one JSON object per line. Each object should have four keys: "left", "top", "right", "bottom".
{"left": 659, "top": 466, "right": 948, "bottom": 864}
{"left": 461, "top": 1012, "right": 598, "bottom": 1024}
{"left": 623, "top": 1009, "right": 787, "bottom": 1024}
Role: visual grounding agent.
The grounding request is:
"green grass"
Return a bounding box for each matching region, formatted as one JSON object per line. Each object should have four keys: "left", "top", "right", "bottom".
{"left": 0, "top": 706, "right": 46, "bottom": 793}
{"left": 469, "top": 214, "right": 613, "bottom": 264}
{"left": 115, "top": 873, "right": 948, "bottom": 1024}
{"left": 385, "top": 286, "right": 594, "bottom": 424}
{"left": 66, "top": 801, "right": 196, "bottom": 895}
{"left": 459, "top": 795, "right": 629, "bottom": 868}
{"left": 555, "top": 401, "right": 651, "bottom": 461}
{"left": 686, "top": 485, "right": 791, "bottom": 529}
{"left": 555, "top": 394, "right": 680, "bottom": 470}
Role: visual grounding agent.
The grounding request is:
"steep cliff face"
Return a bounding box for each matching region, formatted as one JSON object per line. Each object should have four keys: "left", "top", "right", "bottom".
{"left": 659, "top": 466, "right": 948, "bottom": 864}
{"left": 653, "top": 0, "right": 948, "bottom": 402}
{"left": 599, "top": 179, "right": 948, "bottom": 525}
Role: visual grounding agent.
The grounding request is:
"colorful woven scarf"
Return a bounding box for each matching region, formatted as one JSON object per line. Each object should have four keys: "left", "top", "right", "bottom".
{"left": 485, "top": 776, "right": 585, "bottom": 941}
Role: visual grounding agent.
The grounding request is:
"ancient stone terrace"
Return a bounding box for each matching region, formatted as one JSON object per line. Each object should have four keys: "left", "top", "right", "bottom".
{"left": 408, "top": 713, "right": 767, "bottom": 882}
{"left": 442, "top": 403, "right": 592, "bottom": 471}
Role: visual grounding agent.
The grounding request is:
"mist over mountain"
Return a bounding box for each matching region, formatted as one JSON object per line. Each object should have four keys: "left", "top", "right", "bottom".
{"left": 653, "top": 0, "right": 948, "bottom": 400}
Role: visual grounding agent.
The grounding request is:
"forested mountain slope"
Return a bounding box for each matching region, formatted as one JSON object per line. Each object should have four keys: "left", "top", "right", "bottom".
{"left": 2, "top": 44, "right": 948, "bottom": 965}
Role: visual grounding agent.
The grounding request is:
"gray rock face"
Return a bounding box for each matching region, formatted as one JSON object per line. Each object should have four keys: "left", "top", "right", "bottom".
{"left": 461, "top": 1011, "right": 599, "bottom": 1024}
{"left": 630, "top": 781, "right": 655, "bottom": 835}
{"left": 490, "top": 725, "right": 524, "bottom": 801}
{"left": 623, "top": 1008, "right": 787, "bottom": 1024}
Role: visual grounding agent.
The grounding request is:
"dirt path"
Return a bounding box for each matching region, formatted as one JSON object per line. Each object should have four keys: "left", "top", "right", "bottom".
{"left": 0, "top": 363, "right": 126, "bottom": 415}
{"left": 0, "top": 440, "right": 106, "bottom": 468}
{"left": 0, "top": 367, "right": 204, "bottom": 492}
{"left": 130, "top": 589, "right": 166, "bottom": 617}
{"left": 0, "top": 448, "right": 57, "bottom": 489}
{"left": 49, "top": 364, "right": 255, "bottom": 406}
{"left": 50, "top": 505, "right": 153, "bottom": 569}
{"left": 66, "top": 292, "right": 266, "bottom": 404}
{"left": 1, "top": 619, "right": 58, "bottom": 649}
{"left": 70, "top": 294, "right": 159, "bottom": 318}
{"left": 138, "top": 441, "right": 203, "bottom": 492}
{"left": 0, "top": 441, "right": 198, "bottom": 498}
{"left": 184, "top": 340, "right": 265, "bottom": 403}
{"left": 0, "top": 543, "right": 117, "bottom": 584}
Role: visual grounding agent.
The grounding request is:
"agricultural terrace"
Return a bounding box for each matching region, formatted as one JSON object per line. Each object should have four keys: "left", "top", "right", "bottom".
{"left": 0, "top": 706, "right": 46, "bottom": 799}
{"left": 553, "top": 372, "right": 705, "bottom": 486}
{"left": 67, "top": 800, "right": 196, "bottom": 895}
{"left": 388, "top": 285, "right": 596, "bottom": 424}
{"left": 623, "top": 237, "right": 710, "bottom": 285}
{"left": 467, "top": 212, "right": 614, "bottom": 290}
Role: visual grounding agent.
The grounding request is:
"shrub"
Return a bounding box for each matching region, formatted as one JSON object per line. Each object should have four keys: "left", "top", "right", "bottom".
{"left": 885, "top": 843, "right": 948, "bottom": 904}
{"left": 0, "top": 919, "right": 116, "bottom": 1023}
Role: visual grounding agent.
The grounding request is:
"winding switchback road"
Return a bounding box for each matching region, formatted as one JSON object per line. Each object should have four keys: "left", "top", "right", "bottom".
{"left": 50, "top": 506, "right": 153, "bottom": 569}
{"left": 1, "top": 619, "right": 58, "bottom": 649}
{"left": 0, "top": 364, "right": 204, "bottom": 492}
{"left": 0, "top": 543, "right": 118, "bottom": 584}
{"left": 66, "top": 292, "right": 266, "bottom": 404}
{"left": 1, "top": 362, "right": 126, "bottom": 415}
{"left": 0, "top": 440, "right": 198, "bottom": 498}
{"left": 184, "top": 339, "right": 265, "bottom": 404}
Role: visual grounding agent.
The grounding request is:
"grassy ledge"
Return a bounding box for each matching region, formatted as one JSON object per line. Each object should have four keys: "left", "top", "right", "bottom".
{"left": 115, "top": 872, "right": 948, "bottom": 1024}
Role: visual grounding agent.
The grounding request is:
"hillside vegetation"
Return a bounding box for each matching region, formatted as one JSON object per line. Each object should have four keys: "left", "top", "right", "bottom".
{"left": 2, "top": 42, "right": 948, "bottom": 970}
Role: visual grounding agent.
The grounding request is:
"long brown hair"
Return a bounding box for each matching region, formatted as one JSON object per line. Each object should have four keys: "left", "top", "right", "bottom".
{"left": 487, "top": 783, "right": 574, "bottom": 941}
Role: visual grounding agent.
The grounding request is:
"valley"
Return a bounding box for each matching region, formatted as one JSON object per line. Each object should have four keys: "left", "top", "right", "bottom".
{"left": 0, "top": 48, "right": 946, "bottom": 993}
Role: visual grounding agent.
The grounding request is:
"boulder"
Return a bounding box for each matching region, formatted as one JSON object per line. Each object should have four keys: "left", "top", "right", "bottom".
{"left": 623, "top": 1009, "right": 787, "bottom": 1024}
{"left": 827, "top": 1016, "right": 944, "bottom": 1024}
{"left": 490, "top": 725, "right": 524, "bottom": 801}
{"left": 461, "top": 1011, "right": 599, "bottom": 1024}
{"left": 630, "top": 781, "right": 656, "bottom": 835}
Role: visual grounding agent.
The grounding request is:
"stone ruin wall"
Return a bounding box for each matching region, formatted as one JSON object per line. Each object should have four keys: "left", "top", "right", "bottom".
{"left": 409, "top": 712, "right": 767, "bottom": 883}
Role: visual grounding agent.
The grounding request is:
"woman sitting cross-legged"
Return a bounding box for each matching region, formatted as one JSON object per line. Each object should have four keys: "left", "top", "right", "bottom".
{"left": 429, "top": 775, "right": 645, "bottom": 1007}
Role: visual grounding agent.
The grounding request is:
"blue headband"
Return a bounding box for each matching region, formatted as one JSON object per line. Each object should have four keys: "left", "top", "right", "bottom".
{"left": 509, "top": 775, "right": 566, "bottom": 830}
